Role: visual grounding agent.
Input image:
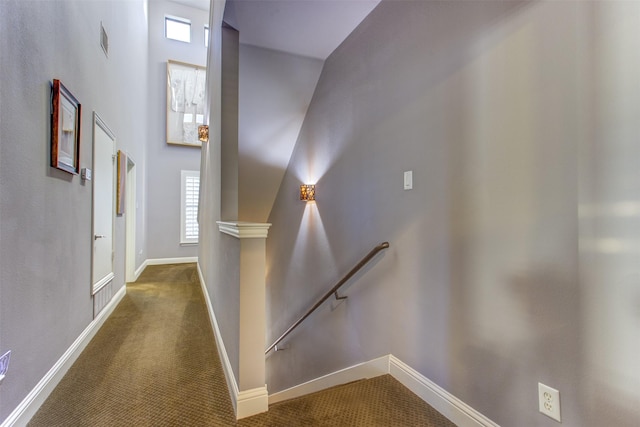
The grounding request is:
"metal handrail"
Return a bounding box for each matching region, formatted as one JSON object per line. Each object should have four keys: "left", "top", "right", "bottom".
{"left": 265, "top": 241, "right": 390, "bottom": 355}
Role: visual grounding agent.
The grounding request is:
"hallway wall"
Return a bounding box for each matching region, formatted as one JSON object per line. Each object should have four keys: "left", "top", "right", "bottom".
{"left": 265, "top": 1, "right": 640, "bottom": 426}
{"left": 0, "top": 0, "right": 149, "bottom": 421}
{"left": 237, "top": 45, "right": 323, "bottom": 223}
{"left": 198, "top": 0, "right": 240, "bottom": 387}
{"left": 146, "top": 0, "right": 207, "bottom": 259}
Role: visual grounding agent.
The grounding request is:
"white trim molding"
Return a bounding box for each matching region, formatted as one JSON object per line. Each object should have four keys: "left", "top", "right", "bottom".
{"left": 134, "top": 257, "right": 198, "bottom": 281}
{"left": 197, "top": 262, "right": 268, "bottom": 419}
{"left": 389, "top": 355, "right": 499, "bottom": 427}
{"left": 237, "top": 386, "right": 269, "bottom": 419}
{"left": 145, "top": 256, "right": 198, "bottom": 265}
{"left": 216, "top": 221, "right": 271, "bottom": 239}
{"left": 1, "top": 286, "right": 126, "bottom": 427}
{"left": 268, "top": 355, "right": 389, "bottom": 405}
{"left": 267, "top": 354, "right": 498, "bottom": 427}
{"left": 92, "top": 272, "right": 114, "bottom": 295}
{"left": 134, "top": 261, "right": 146, "bottom": 281}
{"left": 197, "top": 263, "right": 239, "bottom": 413}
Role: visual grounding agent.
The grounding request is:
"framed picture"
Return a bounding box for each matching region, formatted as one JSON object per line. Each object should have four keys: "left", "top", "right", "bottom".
{"left": 166, "top": 60, "right": 206, "bottom": 147}
{"left": 51, "top": 79, "right": 81, "bottom": 174}
{"left": 116, "top": 150, "right": 126, "bottom": 215}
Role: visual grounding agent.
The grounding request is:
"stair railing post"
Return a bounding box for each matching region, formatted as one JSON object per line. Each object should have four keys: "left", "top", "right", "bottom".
{"left": 217, "top": 221, "right": 271, "bottom": 419}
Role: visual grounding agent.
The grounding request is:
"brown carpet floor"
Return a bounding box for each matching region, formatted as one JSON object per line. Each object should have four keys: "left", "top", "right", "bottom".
{"left": 29, "top": 263, "right": 456, "bottom": 426}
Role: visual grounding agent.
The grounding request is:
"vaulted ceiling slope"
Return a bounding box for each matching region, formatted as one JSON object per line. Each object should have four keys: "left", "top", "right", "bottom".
{"left": 225, "top": 0, "right": 381, "bottom": 60}
{"left": 170, "top": 0, "right": 210, "bottom": 11}
{"left": 172, "top": 0, "right": 381, "bottom": 60}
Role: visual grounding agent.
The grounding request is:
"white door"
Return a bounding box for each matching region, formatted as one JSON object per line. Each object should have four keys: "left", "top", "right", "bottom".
{"left": 92, "top": 113, "right": 115, "bottom": 294}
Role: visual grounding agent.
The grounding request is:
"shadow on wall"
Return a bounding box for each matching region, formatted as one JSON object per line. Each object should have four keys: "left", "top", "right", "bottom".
{"left": 455, "top": 268, "right": 580, "bottom": 426}
{"left": 446, "top": 2, "right": 640, "bottom": 426}
{"left": 266, "top": 197, "right": 338, "bottom": 341}
{"left": 237, "top": 102, "right": 320, "bottom": 224}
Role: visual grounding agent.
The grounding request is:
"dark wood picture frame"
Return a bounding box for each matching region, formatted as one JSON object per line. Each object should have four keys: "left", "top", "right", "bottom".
{"left": 51, "top": 79, "right": 81, "bottom": 174}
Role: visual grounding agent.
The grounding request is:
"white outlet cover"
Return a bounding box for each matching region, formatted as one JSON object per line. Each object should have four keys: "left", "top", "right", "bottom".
{"left": 538, "top": 382, "right": 561, "bottom": 422}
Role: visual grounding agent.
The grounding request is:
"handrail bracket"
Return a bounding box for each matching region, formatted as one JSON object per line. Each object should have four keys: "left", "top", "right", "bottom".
{"left": 334, "top": 291, "right": 348, "bottom": 301}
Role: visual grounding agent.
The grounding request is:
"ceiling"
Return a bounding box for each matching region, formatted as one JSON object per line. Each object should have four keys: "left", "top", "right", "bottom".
{"left": 172, "top": 0, "right": 381, "bottom": 60}
{"left": 169, "top": 0, "right": 210, "bottom": 12}
{"left": 227, "top": 0, "right": 381, "bottom": 59}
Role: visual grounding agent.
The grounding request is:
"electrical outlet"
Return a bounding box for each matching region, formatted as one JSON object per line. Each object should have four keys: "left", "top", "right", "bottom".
{"left": 538, "top": 382, "right": 561, "bottom": 422}
{"left": 0, "top": 350, "right": 11, "bottom": 385}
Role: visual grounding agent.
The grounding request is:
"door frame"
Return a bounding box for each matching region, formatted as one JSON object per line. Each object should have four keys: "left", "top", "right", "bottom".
{"left": 91, "top": 112, "right": 116, "bottom": 295}
{"left": 125, "top": 155, "right": 136, "bottom": 283}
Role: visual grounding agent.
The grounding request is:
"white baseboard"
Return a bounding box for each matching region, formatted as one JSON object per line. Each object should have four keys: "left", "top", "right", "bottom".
{"left": 388, "top": 355, "right": 498, "bottom": 427}
{"left": 196, "top": 263, "right": 239, "bottom": 412}
{"left": 134, "top": 262, "right": 146, "bottom": 281}
{"left": 134, "top": 257, "right": 198, "bottom": 281}
{"left": 1, "top": 286, "right": 126, "bottom": 427}
{"left": 237, "top": 386, "right": 269, "bottom": 419}
{"left": 145, "top": 257, "right": 198, "bottom": 266}
{"left": 197, "top": 262, "right": 266, "bottom": 419}
{"left": 268, "top": 354, "right": 498, "bottom": 427}
{"left": 268, "top": 355, "right": 389, "bottom": 404}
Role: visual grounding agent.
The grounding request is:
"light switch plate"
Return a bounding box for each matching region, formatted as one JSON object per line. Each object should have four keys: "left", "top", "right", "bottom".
{"left": 404, "top": 171, "right": 413, "bottom": 190}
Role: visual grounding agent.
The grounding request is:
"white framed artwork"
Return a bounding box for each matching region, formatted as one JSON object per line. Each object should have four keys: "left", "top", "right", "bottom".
{"left": 166, "top": 60, "right": 206, "bottom": 147}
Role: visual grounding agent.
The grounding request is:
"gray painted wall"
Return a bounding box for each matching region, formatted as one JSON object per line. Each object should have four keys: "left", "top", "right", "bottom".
{"left": 146, "top": 0, "right": 206, "bottom": 259}
{"left": 220, "top": 24, "right": 239, "bottom": 222}
{"left": 198, "top": 1, "right": 242, "bottom": 386}
{"left": 217, "top": 23, "right": 241, "bottom": 381}
{"left": 265, "top": 1, "right": 640, "bottom": 426}
{"left": 238, "top": 45, "right": 323, "bottom": 222}
{"left": 0, "top": 0, "right": 148, "bottom": 420}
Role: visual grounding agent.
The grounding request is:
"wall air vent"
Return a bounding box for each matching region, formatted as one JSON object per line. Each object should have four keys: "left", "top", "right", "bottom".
{"left": 100, "top": 22, "right": 109, "bottom": 57}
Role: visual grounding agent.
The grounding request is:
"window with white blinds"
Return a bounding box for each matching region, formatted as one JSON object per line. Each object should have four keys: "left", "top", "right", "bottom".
{"left": 181, "top": 170, "right": 200, "bottom": 244}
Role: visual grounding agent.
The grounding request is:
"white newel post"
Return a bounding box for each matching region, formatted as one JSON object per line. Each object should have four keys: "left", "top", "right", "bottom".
{"left": 216, "top": 221, "right": 271, "bottom": 419}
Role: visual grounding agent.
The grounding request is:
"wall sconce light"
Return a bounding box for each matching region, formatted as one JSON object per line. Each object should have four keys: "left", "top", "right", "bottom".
{"left": 198, "top": 125, "right": 209, "bottom": 142}
{"left": 300, "top": 184, "right": 315, "bottom": 201}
